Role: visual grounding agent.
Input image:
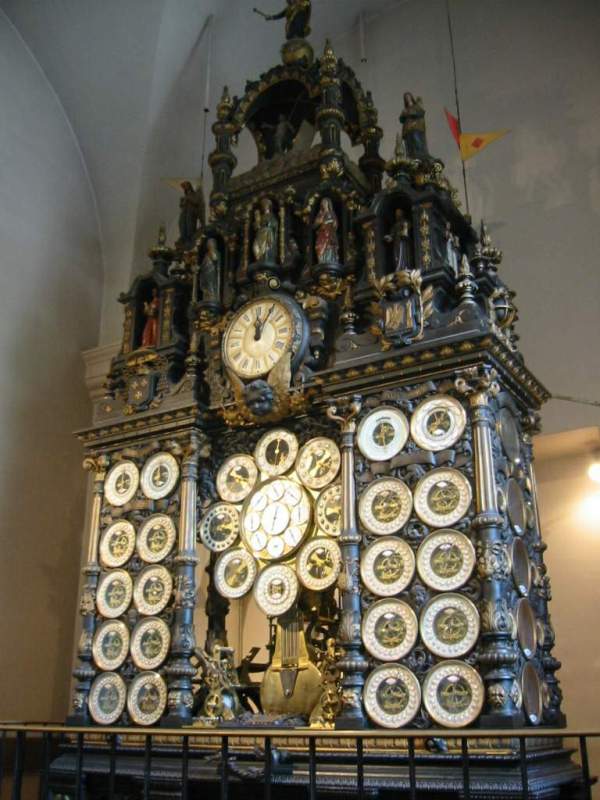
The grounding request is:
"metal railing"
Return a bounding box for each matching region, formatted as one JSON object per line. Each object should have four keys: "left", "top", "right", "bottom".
{"left": 0, "top": 722, "right": 596, "bottom": 799}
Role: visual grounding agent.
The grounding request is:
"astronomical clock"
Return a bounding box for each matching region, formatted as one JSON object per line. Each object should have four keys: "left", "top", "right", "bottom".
{"left": 69, "top": 0, "right": 564, "bottom": 750}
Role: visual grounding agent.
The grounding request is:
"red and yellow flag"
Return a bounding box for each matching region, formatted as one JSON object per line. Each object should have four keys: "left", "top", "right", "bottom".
{"left": 444, "top": 108, "right": 509, "bottom": 161}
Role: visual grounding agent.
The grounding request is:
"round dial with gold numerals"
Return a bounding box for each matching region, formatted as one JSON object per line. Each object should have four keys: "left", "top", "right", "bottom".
{"left": 216, "top": 455, "right": 258, "bottom": 504}
{"left": 222, "top": 296, "right": 305, "bottom": 379}
{"left": 254, "top": 429, "right": 299, "bottom": 476}
{"left": 295, "top": 437, "right": 341, "bottom": 490}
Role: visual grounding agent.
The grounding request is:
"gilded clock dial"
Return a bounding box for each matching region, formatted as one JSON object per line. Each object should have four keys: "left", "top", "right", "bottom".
{"left": 104, "top": 461, "right": 139, "bottom": 507}
{"left": 133, "top": 565, "right": 173, "bottom": 616}
{"left": 364, "top": 664, "right": 421, "bottom": 729}
{"left": 413, "top": 468, "right": 472, "bottom": 528}
{"left": 127, "top": 671, "right": 168, "bottom": 726}
{"left": 360, "top": 537, "right": 415, "bottom": 597}
{"left": 358, "top": 478, "right": 413, "bottom": 535}
{"left": 254, "top": 564, "right": 299, "bottom": 617}
{"left": 216, "top": 454, "right": 258, "bottom": 503}
{"left": 254, "top": 428, "right": 299, "bottom": 476}
{"left": 296, "top": 537, "right": 342, "bottom": 591}
{"left": 362, "top": 599, "right": 418, "bottom": 661}
{"left": 410, "top": 395, "right": 466, "bottom": 452}
{"left": 96, "top": 570, "right": 133, "bottom": 618}
{"left": 99, "top": 521, "right": 136, "bottom": 568}
{"left": 130, "top": 617, "right": 171, "bottom": 671}
{"left": 295, "top": 437, "right": 341, "bottom": 490}
{"left": 419, "top": 594, "right": 480, "bottom": 658}
{"left": 222, "top": 298, "right": 294, "bottom": 379}
{"left": 422, "top": 661, "right": 484, "bottom": 728}
{"left": 140, "top": 452, "right": 179, "bottom": 500}
{"left": 92, "top": 620, "right": 130, "bottom": 671}
{"left": 241, "top": 477, "right": 312, "bottom": 561}
{"left": 357, "top": 407, "right": 409, "bottom": 462}
{"left": 88, "top": 672, "right": 127, "bottom": 725}
{"left": 137, "top": 514, "right": 176, "bottom": 563}
{"left": 199, "top": 503, "right": 240, "bottom": 553}
{"left": 416, "top": 529, "right": 475, "bottom": 591}
{"left": 315, "top": 483, "right": 342, "bottom": 537}
{"left": 214, "top": 548, "right": 258, "bottom": 599}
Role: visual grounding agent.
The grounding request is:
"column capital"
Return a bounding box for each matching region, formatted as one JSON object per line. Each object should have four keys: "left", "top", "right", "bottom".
{"left": 326, "top": 395, "right": 362, "bottom": 434}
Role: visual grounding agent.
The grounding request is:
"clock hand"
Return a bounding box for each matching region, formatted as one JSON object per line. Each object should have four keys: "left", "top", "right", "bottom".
{"left": 253, "top": 307, "right": 263, "bottom": 341}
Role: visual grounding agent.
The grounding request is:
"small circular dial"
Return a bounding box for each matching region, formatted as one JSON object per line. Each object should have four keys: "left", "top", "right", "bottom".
{"left": 420, "top": 594, "right": 480, "bottom": 658}
{"left": 140, "top": 452, "right": 179, "bottom": 500}
{"left": 364, "top": 664, "right": 421, "bottom": 729}
{"left": 99, "top": 521, "right": 136, "bottom": 568}
{"left": 199, "top": 503, "right": 240, "bottom": 552}
{"left": 315, "top": 483, "right": 342, "bottom": 537}
{"left": 96, "top": 570, "right": 133, "bottom": 618}
{"left": 127, "top": 671, "right": 168, "bottom": 726}
{"left": 357, "top": 407, "right": 409, "bottom": 462}
{"left": 358, "top": 478, "right": 413, "bottom": 535}
{"left": 89, "top": 672, "right": 127, "bottom": 725}
{"left": 104, "top": 461, "right": 139, "bottom": 507}
{"left": 241, "top": 477, "right": 312, "bottom": 562}
{"left": 216, "top": 454, "right": 258, "bottom": 503}
{"left": 296, "top": 537, "right": 342, "bottom": 591}
{"left": 214, "top": 548, "right": 258, "bottom": 599}
{"left": 497, "top": 407, "right": 521, "bottom": 463}
{"left": 360, "top": 537, "right": 415, "bottom": 597}
{"left": 254, "top": 429, "right": 299, "bottom": 476}
{"left": 254, "top": 564, "right": 299, "bottom": 617}
{"left": 295, "top": 437, "right": 341, "bottom": 490}
{"left": 137, "top": 514, "right": 176, "bottom": 563}
{"left": 416, "top": 529, "right": 475, "bottom": 591}
{"left": 92, "top": 620, "right": 130, "bottom": 671}
{"left": 130, "top": 617, "right": 171, "bottom": 671}
{"left": 222, "top": 297, "right": 295, "bottom": 379}
{"left": 133, "top": 565, "right": 173, "bottom": 616}
{"left": 362, "top": 599, "right": 418, "bottom": 662}
{"left": 422, "top": 661, "right": 484, "bottom": 728}
{"left": 413, "top": 468, "right": 472, "bottom": 528}
{"left": 410, "top": 395, "right": 466, "bottom": 452}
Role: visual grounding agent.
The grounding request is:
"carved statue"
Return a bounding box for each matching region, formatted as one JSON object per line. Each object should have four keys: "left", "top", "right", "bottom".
{"left": 384, "top": 209, "right": 412, "bottom": 271}
{"left": 178, "top": 181, "right": 205, "bottom": 249}
{"left": 198, "top": 238, "right": 221, "bottom": 306}
{"left": 253, "top": 0, "right": 311, "bottom": 40}
{"left": 252, "top": 198, "right": 278, "bottom": 263}
{"left": 141, "top": 288, "right": 160, "bottom": 348}
{"left": 399, "top": 92, "right": 430, "bottom": 160}
{"left": 314, "top": 198, "right": 339, "bottom": 264}
{"left": 445, "top": 222, "right": 459, "bottom": 275}
{"left": 261, "top": 113, "right": 296, "bottom": 157}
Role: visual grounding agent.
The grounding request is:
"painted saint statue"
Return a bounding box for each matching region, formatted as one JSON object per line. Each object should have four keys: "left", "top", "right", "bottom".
{"left": 199, "top": 238, "right": 221, "bottom": 306}
{"left": 314, "top": 198, "right": 339, "bottom": 264}
{"left": 141, "top": 288, "right": 160, "bottom": 348}
{"left": 252, "top": 198, "right": 279, "bottom": 264}
{"left": 384, "top": 209, "right": 412, "bottom": 271}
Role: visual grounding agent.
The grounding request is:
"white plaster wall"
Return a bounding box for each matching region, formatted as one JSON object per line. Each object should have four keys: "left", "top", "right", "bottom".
{"left": 0, "top": 12, "right": 103, "bottom": 719}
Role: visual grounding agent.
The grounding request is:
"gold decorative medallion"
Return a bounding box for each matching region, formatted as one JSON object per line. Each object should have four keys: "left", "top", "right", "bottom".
{"left": 295, "top": 437, "right": 341, "bottom": 489}
{"left": 137, "top": 515, "right": 176, "bottom": 563}
{"left": 92, "top": 619, "right": 130, "bottom": 671}
{"left": 410, "top": 395, "right": 467, "bottom": 452}
{"left": 296, "top": 537, "right": 342, "bottom": 591}
{"left": 422, "top": 660, "right": 484, "bottom": 728}
{"left": 96, "top": 569, "right": 133, "bottom": 618}
{"left": 521, "top": 662, "right": 542, "bottom": 725}
{"left": 104, "top": 461, "right": 139, "bottom": 507}
{"left": 356, "top": 406, "right": 409, "bottom": 462}
{"left": 416, "top": 529, "right": 475, "bottom": 591}
{"left": 364, "top": 663, "right": 421, "bottom": 729}
{"left": 419, "top": 594, "right": 480, "bottom": 658}
{"left": 362, "top": 599, "right": 418, "bottom": 661}
{"left": 511, "top": 537, "right": 531, "bottom": 596}
{"left": 253, "top": 564, "right": 299, "bottom": 617}
{"left": 127, "top": 671, "right": 168, "bottom": 726}
{"left": 88, "top": 672, "right": 127, "bottom": 725}
{"left": 216, "top": 454, "right": 258, "bottom": 503}
{"left": 413, "top": 468, "right": 472, "bottom": 528}
{"left": 214, "top": 548, "right": 257, "bottom": 599}
{"left": 241, "top": 477, "right": 312, "bottom": 561}
{"left": 140, "top": 452, "right": 180, "bottom": 500}
{"left": 133, "top": 565, "right": 173, "bottom": 616}
{"left": 360, "top": 537, "right": 415, "bottom": 597}
{"left": 315, "top": 483, "right": 342, "bottom": 537}
{"left": 199, "top": 503, "right": 240, "bottom": 553}
{"left": 358, "top": 478, "right": 413, "bottom": 535}
{"left": 130, "top": 617, "right": 171, "bottom": 670}
{"left": 254, "top": 429, "right": 299, "bottom": 476}
{"left": 497, "top": 407, "right": 521, "bottom": 463}
{"left": 515, "top": 598, "right": 537, "bottom": 659}
{"left": 99, "top": 521, "right": 136, "bottom": 568}
{"left": 507, "top": 478, "right": 526, "bottom": 535}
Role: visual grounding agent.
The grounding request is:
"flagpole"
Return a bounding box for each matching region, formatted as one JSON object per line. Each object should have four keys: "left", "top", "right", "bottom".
{"left": 446, "top": 0, "right": 470, "bottom": 217}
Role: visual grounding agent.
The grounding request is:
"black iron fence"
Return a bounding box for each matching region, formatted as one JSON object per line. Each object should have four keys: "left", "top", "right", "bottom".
{"left": 0, "top": 722, "right": 596, "bottom": 799}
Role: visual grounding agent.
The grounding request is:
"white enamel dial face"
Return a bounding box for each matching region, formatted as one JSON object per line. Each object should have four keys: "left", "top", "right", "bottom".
{"left": 99, "top": 521, "right": 136, "bottom": 568}
{"left": 137, "top": 514, "right": 177, "bottom": 563}
{"left": 96, "top": 570, "right": 133, "bottom": 618}
{"left": 362, "top": 599, "right": 418, "bottom": 661}
{"left": 127, "top": 671, "right": 168, "bottom": 726}
{"left": 357, "top": 407, "right": 409, "bottom": 462}
{"left": 296, "top": 537, "right": 342, "bottom": 591}
{"left": 416, "top": 529, "right": 475, "bottom": 591}
{"left": 214, "top": 548, "right": 258, "bottom": 599}
{"left": 413, "top": 468, "right": 472, "bottom": 528}
{"left": 88, "top": 672, "right": 127, "bottom": 725}
{"left": 133, "top": 565, "right": 173, "bottom": 616}
{"left": 364, "top": 664, "right": 421, "bottom": 729}
{"left": 358, "top": 478, "right": 413, "bottom": 535}
{"left": 315, "top": 483, "right": 342, "bottom": 537}
{"left": 410, "top": 395, "right": 467, "bottom": 452}
{"left": 241, "top": 477, "right": 312, "bottom": 562}
{"left": 254, "top": 564, "right": 299, "bottom": 617}
{"left": 140, "top": 452, "right": 180, "bottom": 500}
{"left": 216, "top": 455, "right": 258, "bottom": 504}
{"left": 104, "top": 461, "right": 139, "bottom": 507}
{"left": 422, "top": 660, "right": 484, "bottom": 728}
{"left": 130, "top": 617, "right": 171, "bottom": 671}
{"left": 360, "top": 537, "right": 415, "bottom": 597}
{"left": 295, "top": 437, "right": 341, "bottom": 490}
{"left": 254, "top": 428, "right": 299, "bottom": 477}
{"left": 419, "top": 593, "right": 480, "bottom": 658}
{"left": 223, "top": 298, "right": 294, "bottom": 379}
{"left": 198, "top": 503, "right": 240, "bottom": 553}
{"left": 92, "top": 620, "right": 130, "bottom": 671}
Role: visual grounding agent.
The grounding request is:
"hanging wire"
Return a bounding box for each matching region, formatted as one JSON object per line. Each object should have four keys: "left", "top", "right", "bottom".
{"left": 551, "top": 394, "right": 600, "bottom": 409}
{"left": 446, "top": 0, "right": 470, "bottom": 217}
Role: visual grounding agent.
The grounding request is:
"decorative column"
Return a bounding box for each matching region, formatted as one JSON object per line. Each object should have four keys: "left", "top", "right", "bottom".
{"left": 208, "top": 86, "right": 238, "bottom": 222}
{"left": 163, "top": 433, "right": 203, "bottom": 727}
{"left": 456, "top": 367, "right": 524, "bottom": 727}
{"left": 68, "top": 454, "right": 110, "bottom": 724}
{"left": 326, "top": 396, "right": 368, "bottom": 729}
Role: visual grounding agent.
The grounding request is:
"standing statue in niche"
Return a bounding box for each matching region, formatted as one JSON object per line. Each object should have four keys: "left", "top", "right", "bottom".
{"left": 252, "top": 198, "right": 279, "bottom": 264}
{"left": 384, "top": 209, "right": 412, "bottom": 271}
{"left": 445, "top": 222, "right": 459, "bottom": 275}
{"left": 261, "top": 113, "right": 296, "bottom": 157}
{"left": 253, "top": 0, "right": 311, "bottom": 40}
{"left": 399, "top": 92, "right": 430, "bottom": 160}
{"left": 199, "top": 238, "right": 221, "bottom": 306}
{"left": 314, "top": 198, "right": 339, "bottom": 264}
{"left": 141, "top": 288, "right": 160, "bottom": 348}
{"left": 178, "top": 181, "right": 205, "bottom": 249}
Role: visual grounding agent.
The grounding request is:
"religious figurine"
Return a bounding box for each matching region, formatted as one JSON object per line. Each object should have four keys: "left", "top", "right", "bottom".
{"left": 178, "top": 181, "right": 205, "bottom": 249}
{"left": 198, "top": 238, "right": 221, "bottom": 306}
{"left": 445, "top": 222, "right": 459, "bottom": 275}
{"left": 252, "top": 198, "right": 278, "bottom": 264}
{"left": 384, "top": 209, "right": 412, "bottom": 271}
{"left": 399, "top": 92, "right": 430, "bottom": 160}
{"left": 261, "top": 113, "right": 296, "bottom": 157}
{"left": 253, "top": 0, "right": 311, "bottom": 40}
{"left": 314, "top": 198, "right": 339, "bottom": 264}
{"left": 141, "top": 288, "right": 160, "bottom": 348}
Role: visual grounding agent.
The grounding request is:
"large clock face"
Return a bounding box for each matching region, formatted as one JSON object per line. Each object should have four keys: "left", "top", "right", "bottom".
{"left": 222, "top": 297, "right": 295, "bottom": 379}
